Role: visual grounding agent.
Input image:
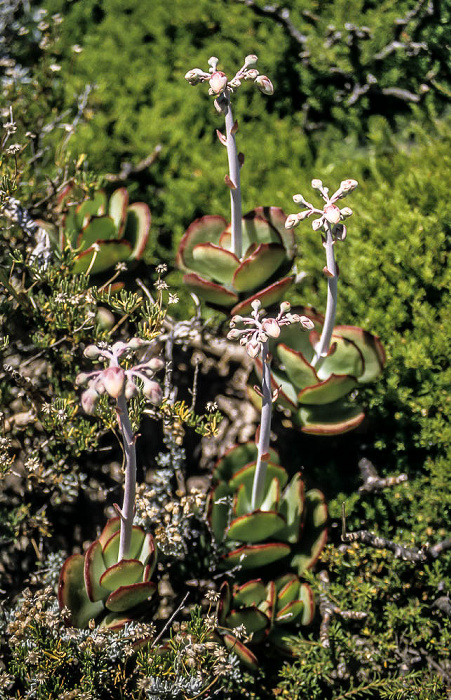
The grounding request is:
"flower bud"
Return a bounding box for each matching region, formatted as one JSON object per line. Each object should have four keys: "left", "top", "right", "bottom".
{"left": 297, "top": 209, "right": 312, "bottom": 221}
{"left": 127, "top": 337, "right": 147, "bottom": 350}
{"left": 312, "top": 218, "right": 323, "bottom": 231}
{"left": 340, "top": 207, "right": 353, "bottom": 218}
{"left": 185, "top": 68, "right": 208, "bottom": 85}
{"left": 280, "top": 301, "right": 291, "bottom": 314}
{"left": 209, "top": 71, "right": 228, "bottom": 94}
{"left": 311, "top": 179, "right": 323, "bottom": 190}
{"left": 324, "top": 204, "right": 341, "bottom": 224}
{"left": 142, "top": 379, "right": 163, "bottom": 405}
{"left": 75, "top": 372, "right": 90, "bottom": 386}
{"left": 231, "top": 315, "right": 243, "bottom": 324}
{"left": 262, "top": 318, "right": 281, "bottom": 338}
{"left": 293, "top": 193, "right": 307, "bottom": 205}
{"left": 300, "top": 315, "right": 315, "bottom": 330}
{"left": 84, "top": 344, "right": 102, "bottom": 360}
{"left": 246, "top": 341, "right": 261, "bottom": 358}
{"left": 147, "top": 357, "right": 165, "bottom": 372}
{"left": 101, "top": 366, "right": 125, "bottom": 399}
{"left": 285, "top": 214, "right": 300, "bottom": 230}
{"left": 81, "top": 388, "right": 98, "bottom": 415}
{"left": 254, "top": 74, "right": 274, "bottom": 95}
{"left": 227, "top": 329, "right": 241, "bottom": 340}
{"left": 340, "top": 179, "right": 358, "bottom": 193}
{"left": 125, "top": 379, "right": 138, "bottom": 399}
{"left": 244, "top": 69, "right": 258, "bottom": 80}
{"left": 244, "top": 54, "right": 258, "bottom": 68}
{"left": 208, "top": 56, "right": 219, "bottom": 71}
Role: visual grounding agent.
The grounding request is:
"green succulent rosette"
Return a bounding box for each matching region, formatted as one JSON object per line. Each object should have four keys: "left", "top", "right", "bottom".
{"left": 58, "top": 518, "right": 157, "bottom": 629}
{"left": 209, "top": 442, "right": 327, "bottom": 576}
{"left": 252, "top": 306, "right": 386, "bottom": 435}
{"left": 176, "top": 207, "right": 296, "bottom": 315}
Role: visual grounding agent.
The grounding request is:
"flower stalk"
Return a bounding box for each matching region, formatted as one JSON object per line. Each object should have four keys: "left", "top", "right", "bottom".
{"left": 185, "top": 55, "right": 274, "bottom": 261}
{"left": 285, "top": 178, "right": 358, "bottom": 369}
{"left": 76, "top": 340, "right": 163, "bottom": 560}
{"left": 227, "top": 300, "right": 313, "bottom": 509}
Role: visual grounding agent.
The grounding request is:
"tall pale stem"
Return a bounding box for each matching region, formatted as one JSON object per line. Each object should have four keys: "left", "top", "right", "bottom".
{"left": 251, "top": 341, "right": 272, "bottom": 510}
{"left": 224, "top": 93, "right": 242, "bottom": 259}
{"left": 312, "top": 223, "right": 337, "bottom": 369}
{"left": 117, "top": 391, "right": 137, "bottom": 560}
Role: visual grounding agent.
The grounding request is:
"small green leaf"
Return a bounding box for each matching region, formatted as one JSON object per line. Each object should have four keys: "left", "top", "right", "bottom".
{"left": 291, "top": 489, "right": 328, "bottom": 574}
{"left": 233, "top": 579, "right": 267, "bottom": 607}
{"left": 214, "top": 443, "right": 280, "bottom": 482}
{"left": 276, "top": 599, "right": 304, "bottom": 624}
{"left": 108, "top": 188, "right": 129, "bottom": 235}
{"left": 72, "top": 240, "right": 133, "bottom": 274}
{"left": 277, "top": 576, "right": 301, "bottom": 608}
{"left": 334, "top": 326, "right": 385, "bottom": 383}
{"left": 277, "top": 474, "right": 305, "bottom": 544}
{"left": 77, "top": 216, "right": 117, "bottom": 251}
{"left": 223, "top": 634, "right": 259, "bottom": 670}
{"left": 209, "top": 482, "right": 232, "bottom": 542}
{"left": 84, "top": 540, "right": 107, "bottom": 602}
{"left": 226, "top": 607, "right": 269, "bottom": 639}
{"left": 228, "top": 461, "right": 288, "bottom": 492}
{"left": 316, "top": 335, "right": 364, "bottom": 381}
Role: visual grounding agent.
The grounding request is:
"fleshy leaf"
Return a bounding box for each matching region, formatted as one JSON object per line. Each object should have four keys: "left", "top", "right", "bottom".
{"left": 226, "top": 510, "right": 286, "bottom": 543}
{"left": 84, "top": 540, "right": 107, "bottom": 602}
{"left": 233, "top": 243, "right": 286, "bottom": 292}
{"left": 77, "top": 216, "right": 117, "bottom": 251}
{"left": 99, "top": 612, "right": 134, "bottom": 630}
{"left": 277, "top": 577, "right": 302, "bottom": 608}
{"left": 209, "top": 482, "right": 232, "bottom": 542}
{"left": 99, "top": 560, "right": 144, "bottom": 592}
{"left": 250, "top": 206, "right": 296, "bottom": 258}
{"left": 105, "top": 581, "right": 157, "bottom": 613}
{"left": 298, "top": 374, "right": 358, "bottom": 405}
{"left": 223, "top": 542, "right": 290, "bottom": 569}
{"left": 123, "top": 203, "right": 151, "bottom": 260}
{"left": 254, "top": 359, "right": 298, "bottom": 410}
{"left": 275, "top": 599, "right": 304, "bottom": 624}
{"left": 218, "top": 581, "right": 231, "bottom": 625}
{"left": 58, "top": 554, "right": 104, "bottom": 629}
{"left": 191, "top": 243, "right": 239, "bottom": 283}
{"left": 334, "top": 326, "right": 385, "bottom": 383}
{"left": 233, "top": 579, "right": 267, "bottom": 607}
{"left": 231, "top": 276, "right": 295, "bottom": 316}
{"left": 102, "top": 530, "right": 120, "bottom": 568}
{"left": 291, "top": 489, "right": 328, "bottom": 574}
{"left": 214, "top": 443, "right": 280, "bottom": 482}
{"left": 108, "top": 188, "right": 129, "bottom": 235}
{"left": 75, "top": 190, "right": 107, "bottom": 228}
{"left": 138, "top": 533, "right": 156, "bottom": 569}
{"left": 240, "top": 210, "right": 284, "bottom": 252}
{"left": 183, "top": 273, "right": 238, "bottom": 307}
{"left": 277, "top": 344, "right": 318, "bottom": 392}
{"left": 299, "top": 583, "right": 315, "bottom": 625}
{"left": 72, "top": 240, "right": 133, "bottom": 275}
{"left": 299, "top": 400, "right": 365, "bottom": 435}
{"left": 228, "top": 461, "right": 288, "bottom": 493}
{"left": 277, "top": 473, "right": 305, "bottom": 544}
{"left": 226, "top": 607, "right": 269, "bottom": 638}
{"left": 316, "top": 335, "right": 364, "bottom": 381}
{"left": 223, "top": 634, "right": 259, "bottom": 670}
{"left": 98, "top": 518, "right": 121, "bottom": 548}
{"left": 176, "top": 215, "right": 227, "bottom": 270}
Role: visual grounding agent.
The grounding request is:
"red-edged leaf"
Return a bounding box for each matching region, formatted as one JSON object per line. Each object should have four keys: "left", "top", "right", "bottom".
{"left": 233, "top": 579, "right": 266, "bottom": 607}
{"left": 123, "top": 203, "right": 151, "bottom": 259}
{"left": 233, "top": 243, "right": 286, "bottom": 292}
{"left": 277, "top": 473, "right": 305, "bottom": 544}
{"left": 277, "top": 344, "right": 318, "bottom": 392}
{"left": 291, "top": 489, "right": 328, "bottom": 574}
{"left": 228, "top": 461, "right": 289, "bottom": 493}
{"left": 276, "top": 599, "right": 304, "bottom": 624}
{"left": 105, "top": 581, "right": 157, "bottom": 613}
{"left": 223, "top": 634, "right": 259, "bottom": 670}
{"left": 298, "top": 583, "right": 315, "bottom": 625}
{"left": 250, "top": 206, "right": 295, "bottom": 258}
{"left": 231, "top": 276, "right": 295, "bottom": 316}
{"left": 72, "top": 240, "right": 132, "bottom": 275}
{"left": 58, "top": 554, "right": 104, "bottom": 629}
{"left": 222, "top": 542, "right": 290, "bottom": 570}
{"left": 299, "top": 400, "right": 365, "bottom": 435}
{"left": 98, "top": 518, "right": 121, "bottom": 548}
{"left": 334, "top": 326, "right": 386, "bottom": 382}
{"left": 183, "top": 273, "right": 238, "bottom": 307}
{"left": 213, "top": 442, "right": 280, "bottom": 482}
{"left": 226, "top": 510, "right": 286, "bottom": 543}
{"left": 84, "top": 540, "right": 107, "bottom": 602}
{"left": 108, "top": 188, "right": 129, "bottom": 236}
{"left": 209, "top": 482, "right": 232, "bottom": 542}
{"left": 316, "top": 335, "right": 364, "bottom": 382}
{"left": 191, "top": 242, "right": 239, "bottom": 283}
{"left": 218, "top": 581, "right": 231, "bottom": 625}
{"left": 99, "top": 560, "right": 144, "bottom": 592}
{"left": 298, "top": 374, "right": 358, "bottom": 405}
{"left": 176, "top": 215, "right": 227, "bottom": 270}
{"left": 226, "top": 607, "right": 270, "bottom": 640}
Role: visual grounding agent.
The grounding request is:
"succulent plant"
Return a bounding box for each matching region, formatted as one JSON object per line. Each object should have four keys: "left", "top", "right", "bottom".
{"left": 209, "top": 442, "right": 327, "bottom": 576}
{"left": 253, "top": 307, "right": 386, "bottom": 435}
{"left": 217, "top": 573, "right": 315, "bottom": 669}
{"left": 53, "top": 184, "right": 151, "bottom": 274}
{"left": 58, "top": 517, "right": 157, "bottom": 629}
{"left": 176, "top": 207, "right": 296, "bottom": 315}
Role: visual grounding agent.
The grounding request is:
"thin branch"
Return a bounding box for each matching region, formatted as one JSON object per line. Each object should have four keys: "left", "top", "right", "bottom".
{"left": 105, "top": 144, "right": 162, "bottom": 183}
{"left": 238, "top": 0, "right": 307, "bottom": 48}
{"left": 318, "top": 570, "right": 367, "bottom": 649}
{"left": 341, "top": 503, "right": 451, "bottom": 562}
{"left": 358, "top": 457, "right": 408, "bottom": 494}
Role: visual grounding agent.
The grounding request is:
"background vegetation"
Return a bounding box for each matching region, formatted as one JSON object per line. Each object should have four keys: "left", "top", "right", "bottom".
{"left": 0, "top": 0, "right": 450, "bottom": 697}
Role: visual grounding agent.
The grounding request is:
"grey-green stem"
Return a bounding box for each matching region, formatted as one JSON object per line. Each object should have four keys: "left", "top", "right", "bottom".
{"left": 312, "top": 222, "right": 337, "bottom": 368}
{"left": 251, "top": 340, "right": 272, "bottom": 510}
{"left": 117, "top": 391, "right": 137, "bottom": 560}
{"left": 224, "top": 92, "right": 242, "bottom": 259}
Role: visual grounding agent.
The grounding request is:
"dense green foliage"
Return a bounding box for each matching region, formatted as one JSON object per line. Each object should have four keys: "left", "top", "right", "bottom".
{"left": 1, "top": 0, "right": 450, "bottom": 698}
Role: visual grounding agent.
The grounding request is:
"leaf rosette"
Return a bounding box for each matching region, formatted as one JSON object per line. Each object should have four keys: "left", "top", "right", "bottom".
{"left": 253, "top": 307, "right": 386, "bottom": 435}
{"left": 209, "top": 442, "right": 327, "bottom": 576}
{"left": 58, "top": 518, "right": 157, "bottom": 629}
{"left": 217, "top": 574, "right": 315, "bottom": 669}
{"left": 47, "top": 185, "right": 151, "bottom": 274}
{"left": 176, "top": 207, "right": 296, "bottom": 315}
